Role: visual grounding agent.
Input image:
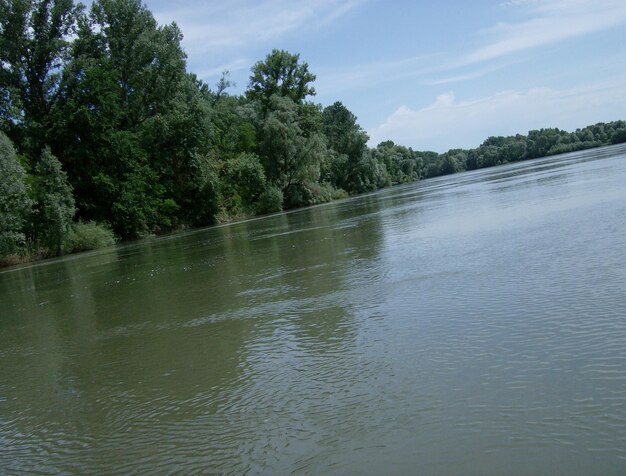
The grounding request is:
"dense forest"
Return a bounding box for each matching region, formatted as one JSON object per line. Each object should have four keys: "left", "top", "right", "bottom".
{"left": 1, "top": 0, "right": 626, "bottom": 266}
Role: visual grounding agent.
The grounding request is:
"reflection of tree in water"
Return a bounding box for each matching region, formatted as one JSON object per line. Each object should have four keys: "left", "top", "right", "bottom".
{"left": 215, "top": 200, "right": 388, "bottom": 473}
{"left": 242, "top": 197, "right": 386, "bottom": 353}
{"left": 0, "top": 259, "right": 102, "bottom": 473}
{"left": 88, "top": 232, "right": 257, "bottom": 408}
{"left": 0, "top": 241, "right": 255, "bottom": 473}
{"left": 0, "top": 196, "right": 387, "bottom": 472}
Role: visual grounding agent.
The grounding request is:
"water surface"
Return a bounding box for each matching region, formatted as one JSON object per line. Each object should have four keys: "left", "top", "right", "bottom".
{"left": 1, "top": 145, "right": 626, "bottom": 474}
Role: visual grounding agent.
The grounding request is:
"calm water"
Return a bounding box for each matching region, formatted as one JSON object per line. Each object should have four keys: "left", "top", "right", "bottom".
{"left": 1, "top": 145, "right": 626, "bottom": 475}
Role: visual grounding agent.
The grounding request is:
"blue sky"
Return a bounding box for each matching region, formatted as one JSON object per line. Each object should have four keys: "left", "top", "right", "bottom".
{"left": 145, "top": 0, "right": 626, "bottom": 152}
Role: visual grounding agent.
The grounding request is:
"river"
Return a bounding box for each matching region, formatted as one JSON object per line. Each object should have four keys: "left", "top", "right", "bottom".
{"left": 1, "top": 144, "right": 625, "bottom": 474}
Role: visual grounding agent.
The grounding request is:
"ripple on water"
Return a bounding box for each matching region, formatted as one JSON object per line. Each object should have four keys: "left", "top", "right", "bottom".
{"left": 1, "top": 146, "right": 626, "bottom": 474}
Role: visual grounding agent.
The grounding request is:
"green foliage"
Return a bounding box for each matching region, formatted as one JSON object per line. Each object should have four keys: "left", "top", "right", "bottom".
{"left": 547, "top": 141, "right": 600, "bottom": 156}
{"left": 307, "top": 182, "right": 347, "bottom": 205}
{"left": 321, "top": 101, "right": 371, "bottom": 193}
{"left": 30, "top": 147, "right": 75, "bottom": 254}
{"left": 345, "top": 150, "right": 391, "bottom": 193}
{"left": 247, "top": 49, "right": 316, "bottom": 110}
{"left": 0, "top": 132, "right": 32, "bottom": 257}
{"left": 0, "top": 0, "right": 79, "bottom": 154}
{"left": 374, "top": 141, "right": 422, "bottom": 185}
{"left": 183, "top": 154, "right": 219, "bottom": 227}
{"left": 213, "top": 70, "right": 235, "bottom": 103}
{"left": 45, "top": 0, "right": 198, "bottom": 238}
{"left": 327, "top": 186, "right": 349, "bottom": 200}
{"left": 238, "top": 121, "right": 258, "bottom": 152}
{"left": 255, "top": 184, "right": 283, "bottom": 215}
{"left": 259, "top": 96, "right": 298, "bottom": 184}
{"left": 439, "top": 151, "right": 464, "bottom": 175}
{"left": 611, "top": 128, "right": 626, "bottom": 144}
{"left": 83, "top": 130, "right": 167, "bottom": 239}
{"left": 526, "top": 128, "right": 566, "bottom": 159}
{"left": 221, "top": 153, "right": 267, "bottom": 213}
{"left": 63, "top": 221, "right": 116, "bottom": 253}
{"left": 259, "top": 95, "right": 327, "bottom": 207}
{"left": 424, "top": 121, "right": 626, "bottom": 180}
{"left": 90, "top": 0, "right": 187, "bottom": 125}
{"left": 323, "top": 101, "right": 368, "bottom": 160}
{"left": 140, "top": 73, "right": 214, "bottom": 229}
{"left": 320, "top": 150, "right": 348, "bottom": 191}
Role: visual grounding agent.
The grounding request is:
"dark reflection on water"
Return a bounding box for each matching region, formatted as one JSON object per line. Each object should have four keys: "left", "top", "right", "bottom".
{"left": 1, "top": 144, "right": 626, "bottom": 474}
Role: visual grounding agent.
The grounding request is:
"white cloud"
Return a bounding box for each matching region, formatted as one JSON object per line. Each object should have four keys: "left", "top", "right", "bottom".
{"left": 152, "top": 0, "right": 364, "bottom": 79}
{"left": 194, "top": 58, "right": 250, "bottom": 80}
{"left": 424, "top": 62, "right": 518, "bottom": 86}
{"left": 315, "top": 54, "right": 435, "bottom": 96}
{"left": 464, "top": 0, "right": 626, "bottom": 64}
{"left": 319, "top": 0, "right": 626, "bottom": 94}
{"left": 367, "top": 77, "right": 626, "bottom": 152}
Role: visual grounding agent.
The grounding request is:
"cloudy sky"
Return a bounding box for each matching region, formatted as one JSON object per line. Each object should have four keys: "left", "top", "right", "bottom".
{"left": 145, "top": 0, "right": 626, "bottom": 152}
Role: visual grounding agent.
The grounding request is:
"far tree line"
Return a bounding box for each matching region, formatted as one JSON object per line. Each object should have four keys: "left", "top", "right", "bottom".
{"left": 1, "top": 0, "right": 625, "bottom": 265}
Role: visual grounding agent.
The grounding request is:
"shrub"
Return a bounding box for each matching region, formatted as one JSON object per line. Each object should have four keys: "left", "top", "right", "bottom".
{"left": 224, "top": 153, "right": 267, "bottom": 205}
{"left": 309, "top": 182, "right": 347, "bottom": 204}
{"left": 255, "top": 185, "right": 283, "bottom": 214}
{"left": 63, "top": 221, "right": 117, "bottom": 253}
{"left": 220, "top": 153, "right": 267, "bottom": 215}
{"left": 611, "top": 128, "right": 626, "bottom": 144}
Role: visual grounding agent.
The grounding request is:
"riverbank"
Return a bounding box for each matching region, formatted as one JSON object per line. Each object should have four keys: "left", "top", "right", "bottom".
{"left": 4, "top": 141, "right": 626, "bottom": 272}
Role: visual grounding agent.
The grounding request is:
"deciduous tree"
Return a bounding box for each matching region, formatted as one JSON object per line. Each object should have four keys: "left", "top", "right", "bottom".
{"left": 0, "top": 132, "right": 31, "bottom": 258}
{"left": 30, "top": 147, "right": 75, "bottom": 254}
{"left": 0, "top": 0, "right": 79, "bottom": 155}
{"left": 247, "top": 49, "right": 316, "bottom": 111}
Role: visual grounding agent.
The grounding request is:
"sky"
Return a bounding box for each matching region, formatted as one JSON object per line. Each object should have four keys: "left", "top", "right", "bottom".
{"left": 144, "top": 0, "right": 626, "bottom": 152}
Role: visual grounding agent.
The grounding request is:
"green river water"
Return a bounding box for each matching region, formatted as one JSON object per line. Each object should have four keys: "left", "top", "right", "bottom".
{"left": 1, "top": 145, "right": 626, "bottom": 474}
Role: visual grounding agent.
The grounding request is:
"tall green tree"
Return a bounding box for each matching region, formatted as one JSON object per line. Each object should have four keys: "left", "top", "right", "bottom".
{"left": 0, "top": 0, "right": 78, "bottom": 155}
{"left": 321, "top": 101, "right": 370, "bottom": 192}
{"left": 0, "top": 131, "right": 31, "bottom": 258}
{"left": 90, "top": 0, "right": 187, "bottom": 127}
{"left": 141, "top": 72, "right": 218, "bottom": 227}
{"left": 322, "top": 101, "right": 368, "bottom": 160}
{"left": 259, "top": 95, "right": 327, "bottom": 207}
{"left": 345, "top": 149, "right": 390, "bottom": 193}
{"left": 247, "top": 49, "right": 316, "bottom": 111}
{"left": 30, "top": 147, "right": 75, "bottom": 254}
{"left": 49, "top": 0, "right": 211, "bottom": 237}
{"left": 246, "top": 52, "right": 328, "bottom": 207}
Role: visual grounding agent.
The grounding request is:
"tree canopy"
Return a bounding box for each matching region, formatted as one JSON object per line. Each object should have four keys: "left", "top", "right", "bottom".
{"left": 247, "top": 49, "right": 316, "bottom": 109}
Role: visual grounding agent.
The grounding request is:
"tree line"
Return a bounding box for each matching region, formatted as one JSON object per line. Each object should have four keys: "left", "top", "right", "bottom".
{"left": 2, "top": 0, "right": 625, "bottom": 265}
